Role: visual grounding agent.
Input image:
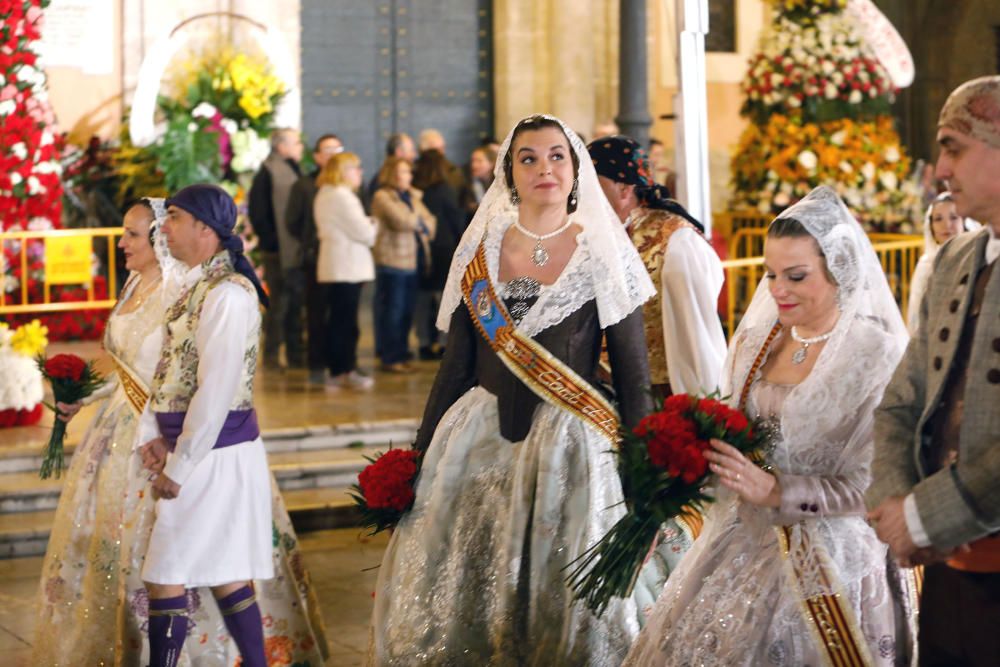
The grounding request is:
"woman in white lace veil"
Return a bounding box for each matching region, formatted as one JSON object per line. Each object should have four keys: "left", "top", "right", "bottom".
{"left": 370, "top": 115, "right": 656, "bottom": 665}
{"left": 33, "top": 199, "right": 330, "bottom": 666}
{"left": 906, "top": 192, "right": 978, "bottom": 333}
{"left": 624, "top": 186, "right": 917, "bottom": 666}
{"left": 437, "top": 115, "right": 654, "bottom": 333}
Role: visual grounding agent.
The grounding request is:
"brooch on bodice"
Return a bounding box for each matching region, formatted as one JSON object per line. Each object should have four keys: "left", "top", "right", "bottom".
{"left": 502, "top": 276, "right": 541, "bottom": 325}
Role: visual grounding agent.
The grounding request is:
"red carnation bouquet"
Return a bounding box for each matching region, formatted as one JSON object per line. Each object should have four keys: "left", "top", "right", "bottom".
{"left": 566, "top": 393, "right": 770, "bottom": 615}
{"left": 36, "top": 353, "right": 105, "bottom": 479}
{"left": 350, "top": 447, "right": 423, "bottom": 534}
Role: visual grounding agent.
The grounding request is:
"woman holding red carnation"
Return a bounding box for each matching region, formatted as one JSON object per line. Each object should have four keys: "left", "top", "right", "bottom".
{"left": 625, "top": 186, "right": 918, "bottom": 666}
{"left": 369, "top": 115, "right": 658, "bottom": 664}
{"left": 32, "top": 199, "right": 328, "bottom": 666}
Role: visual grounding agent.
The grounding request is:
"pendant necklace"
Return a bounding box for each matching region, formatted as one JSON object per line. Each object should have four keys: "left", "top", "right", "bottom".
{"left": 513, "top": 218, "right": 574, "bottom": 267}
{"left": 789, "top": 325, "right": 835, "bottom": 364}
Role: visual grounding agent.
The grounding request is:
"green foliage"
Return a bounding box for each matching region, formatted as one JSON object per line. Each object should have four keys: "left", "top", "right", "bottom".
{"left": 149, "top": 113, "right": 223, "bottom": 192}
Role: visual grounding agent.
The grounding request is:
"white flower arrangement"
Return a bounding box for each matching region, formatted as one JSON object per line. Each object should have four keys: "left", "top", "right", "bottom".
{"left": 0, "top": 324, "right": 44, "bottom": 413}
{"left": 741, "top": 10, "right": 895, "bottom": 122}
{"left": 230, "top": 128, "right": 270, "bottom": 174}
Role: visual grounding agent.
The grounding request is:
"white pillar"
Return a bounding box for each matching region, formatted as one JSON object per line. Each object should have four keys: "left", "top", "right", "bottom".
{"left": 673, "top": 0, "right": 712, "bottom": 235}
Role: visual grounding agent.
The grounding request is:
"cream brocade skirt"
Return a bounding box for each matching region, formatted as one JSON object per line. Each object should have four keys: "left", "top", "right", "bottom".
{"left": 31, "top": 389, "right": 330, "bottom": 666}
{"left": 369, "top": 386, "right": 644, "bottom": 666}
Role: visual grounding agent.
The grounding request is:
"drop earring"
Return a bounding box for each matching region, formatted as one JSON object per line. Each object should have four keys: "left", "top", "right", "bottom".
{"left": 510, "top": 186, "right": 521, "bottom": 206}
{"left": 568, "top": 178, "right": 579, "bottom": 209}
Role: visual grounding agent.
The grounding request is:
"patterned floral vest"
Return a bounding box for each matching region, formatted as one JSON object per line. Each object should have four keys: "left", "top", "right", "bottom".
{"left": 150, "top": 252, "right": 259, "bottom": 413}
{"left": 627, "top": 207, "right": 695, "bottom": 386}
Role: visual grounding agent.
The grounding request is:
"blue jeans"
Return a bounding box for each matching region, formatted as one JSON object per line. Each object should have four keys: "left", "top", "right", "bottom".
{"left": 374, "top": 267, "right": 418, "bottom": 364}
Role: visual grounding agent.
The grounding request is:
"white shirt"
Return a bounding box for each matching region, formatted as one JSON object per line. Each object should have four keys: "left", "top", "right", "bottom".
{"left": 658, "top": 227, "right": 728, "bottom": 395}
{"left": 138, "top": 262, "right": 261, "bottom": 486}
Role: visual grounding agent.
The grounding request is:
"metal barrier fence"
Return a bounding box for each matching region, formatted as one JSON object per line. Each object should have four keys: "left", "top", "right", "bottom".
{"left": 0, "top": 227, "right": 123, "bottom": 316}
{"left": 2, "top": 226, "right": 924, "bottom": 337}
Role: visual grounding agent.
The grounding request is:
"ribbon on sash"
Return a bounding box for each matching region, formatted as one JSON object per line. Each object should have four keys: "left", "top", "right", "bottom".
{"left": 461, "top": 241, "right": 620, "bottom": 446}
{"left": 739, "top": 322, "right": 873, "bottom": 667}
{"left": 675, "top": 509, "right": 705, "bottom": 542}
{"left": 106, "top": 349, "right": 150, "bottom": 418}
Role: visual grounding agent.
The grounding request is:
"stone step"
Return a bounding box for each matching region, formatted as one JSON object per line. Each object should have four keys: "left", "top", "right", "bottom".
{"left": 0, "top": 442, "right": 398, "bottom": 515}
{"left": 0, "top": 418, "right": 418, "bottom": 474}
{"left": 0, "top": 487, "right": 363, "bottom": 559}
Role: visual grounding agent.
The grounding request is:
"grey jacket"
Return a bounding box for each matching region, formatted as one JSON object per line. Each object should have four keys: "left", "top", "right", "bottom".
{"left": 868, "top": 228, "right": 1000, "bottom": 550}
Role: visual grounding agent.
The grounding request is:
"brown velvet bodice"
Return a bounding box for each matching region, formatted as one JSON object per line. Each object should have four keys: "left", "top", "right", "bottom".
{"left": 414, "top": 300, "right": 653, "bottom": 449}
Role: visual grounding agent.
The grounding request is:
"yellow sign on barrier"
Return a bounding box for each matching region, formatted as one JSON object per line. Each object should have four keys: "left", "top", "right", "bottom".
{"left": 44, "top": 235, "right": 92, "bottom": 285}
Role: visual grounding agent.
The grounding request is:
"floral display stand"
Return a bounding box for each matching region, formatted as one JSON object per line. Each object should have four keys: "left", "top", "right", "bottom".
{"left": 730, "top": 0, "right": 923, "bottom": 232}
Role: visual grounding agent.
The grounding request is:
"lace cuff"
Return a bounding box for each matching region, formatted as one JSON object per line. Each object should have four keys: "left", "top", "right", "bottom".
{"left": 772, "top": 471, "right": 866, "bottom": 525}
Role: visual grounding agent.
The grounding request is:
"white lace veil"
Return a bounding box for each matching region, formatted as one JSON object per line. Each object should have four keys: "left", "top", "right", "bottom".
{"left": 920, "top": 193, "right": 980, "bottom": 261}
{"left": 722, "top": 185, "right": 908, "bottom": 474}
{"left": 118, "top": 198, "right": 185, "bottom": 307}
{"left": 436, "top": 114, "right": 655, "bottom": 332}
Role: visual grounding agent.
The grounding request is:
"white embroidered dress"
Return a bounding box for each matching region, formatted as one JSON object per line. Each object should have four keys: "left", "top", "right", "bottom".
{"left": 34, "top": 275, "right": 329, "bottom": 666}
{"left": 623, "top": 186, "right": 917, "bottom": 666}
{"left": 369, "top": 115, "right": 657, "bottom": 665}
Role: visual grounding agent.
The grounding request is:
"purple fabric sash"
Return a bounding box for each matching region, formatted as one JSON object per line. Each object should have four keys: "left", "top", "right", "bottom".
{"left": 155, "top": 409, "right": 260, "bottom": 452}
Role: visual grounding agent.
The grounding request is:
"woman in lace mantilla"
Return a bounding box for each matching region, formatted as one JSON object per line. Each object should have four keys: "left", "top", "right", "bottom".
{"left": 32, "top": 199, "right": 329, "bottom": 667}
{"left": 624, "top": 186, "right": 918, "bottom": 666}
{"left": 368, "top": 115, "right": 657, "bottom": 665}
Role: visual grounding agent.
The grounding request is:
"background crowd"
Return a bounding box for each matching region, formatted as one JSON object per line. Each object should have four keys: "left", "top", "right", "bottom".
{"left": 246, "top": 123, "right": 676, "bottom": 389}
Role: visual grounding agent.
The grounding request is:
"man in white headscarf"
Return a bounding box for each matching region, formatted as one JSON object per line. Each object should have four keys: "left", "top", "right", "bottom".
{"left": 869, "top": 75, "right": 1000, "bottom": 665}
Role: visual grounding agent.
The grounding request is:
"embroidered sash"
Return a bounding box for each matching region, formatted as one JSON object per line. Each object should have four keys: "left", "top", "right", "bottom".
{"left": 106, "top": 349, "right": 150, "bottom": 418}
{"left": 461, "top": 241, "right": 620, "bottom": 446}
{"left": 741, "top": 322, "right": 872, "bottom": 667}
{"left": 777, "top": 525, "right": 874, "bottom": 666}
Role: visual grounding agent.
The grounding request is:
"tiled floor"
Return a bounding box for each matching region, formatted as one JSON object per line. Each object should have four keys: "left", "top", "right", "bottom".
{"left": 0, "top": 527, "right": 390, "bottom": 666}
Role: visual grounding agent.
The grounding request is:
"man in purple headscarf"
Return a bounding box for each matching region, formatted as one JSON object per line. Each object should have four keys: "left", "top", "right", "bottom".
{"left": 136, "top": 184, "right": 272, "bottom": 667}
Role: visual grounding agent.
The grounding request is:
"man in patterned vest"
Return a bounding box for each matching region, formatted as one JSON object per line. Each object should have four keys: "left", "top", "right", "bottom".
{"left": 588, "top": 136, "right": 726, "bottom": 396}
{"left": 868, "top": 76, "right": 1000, "bottom": 665}
{"left": 137, "top": 184, "right": 273, "bottom": 667}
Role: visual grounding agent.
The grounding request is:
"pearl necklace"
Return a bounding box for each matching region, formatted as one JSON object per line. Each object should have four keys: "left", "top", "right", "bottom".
{"left": 513, "top": 218, "right": 574, "bottom": 267}
{"left": 789, "top": 325, "right": 835, "bottom": 364}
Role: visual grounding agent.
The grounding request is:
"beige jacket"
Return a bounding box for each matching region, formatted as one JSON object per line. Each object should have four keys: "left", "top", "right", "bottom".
{"left": 314, "top": 184, "right": 376, "bottom": 283}
{"left": 868, "top": 228, "right": 1000, "bottom": 550}
{"left": 371, "top": 187, "right": 436, "bottom": 271}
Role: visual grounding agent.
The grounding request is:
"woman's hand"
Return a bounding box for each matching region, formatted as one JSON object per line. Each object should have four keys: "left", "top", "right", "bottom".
{"left": 705, "top": 438, "right": 781, "bottom": 508}
{"left": 55, "top": 401, "right": 83, "bottom": 423}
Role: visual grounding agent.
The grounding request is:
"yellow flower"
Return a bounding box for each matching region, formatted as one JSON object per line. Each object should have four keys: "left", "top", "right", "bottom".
{"left": 10, "top": 319, "right": 49, "bottom": 357}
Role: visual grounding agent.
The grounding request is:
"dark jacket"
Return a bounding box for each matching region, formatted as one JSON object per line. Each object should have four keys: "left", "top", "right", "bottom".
{"left": 418, "top": 182, "right": 465, "bottom": 290}
{"left": 285, "top": 170, "right": 320, "bottom": 264}
{"left": 414, "top": 300, "right": 652, "bottom": 448}
{"left": 248, "top": 157, "right": 301, "bottom": 254}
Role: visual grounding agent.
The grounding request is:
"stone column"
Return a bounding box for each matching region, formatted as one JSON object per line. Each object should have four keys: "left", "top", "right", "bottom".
{"left": 615, "top": 0, "right": 651, "bottom": 145}
{"left": 549, "top": 1, "right": 595, "bottom": 137}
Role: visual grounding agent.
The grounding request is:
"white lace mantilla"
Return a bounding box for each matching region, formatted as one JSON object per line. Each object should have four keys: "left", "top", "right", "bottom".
{"left": 437, "top": 114, "right": 654, "bottom": 333}
{"left": 485, "top": 214, "right": 597, "bottom": 338}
